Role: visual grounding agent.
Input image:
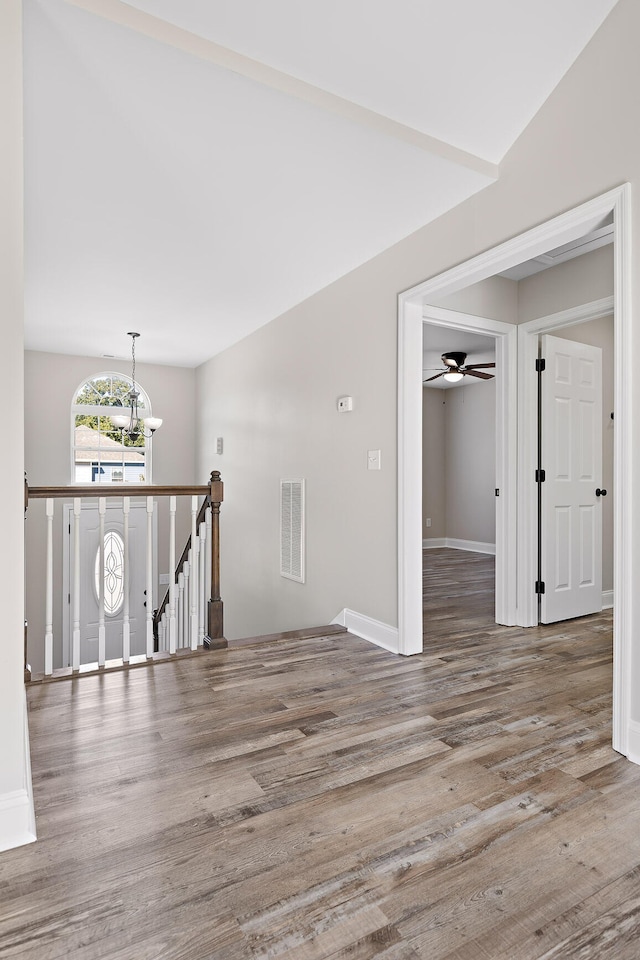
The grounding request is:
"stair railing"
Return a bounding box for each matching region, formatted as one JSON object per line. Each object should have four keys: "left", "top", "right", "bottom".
{"left": 24, "top": 471, "right": 224, "bottom": 679}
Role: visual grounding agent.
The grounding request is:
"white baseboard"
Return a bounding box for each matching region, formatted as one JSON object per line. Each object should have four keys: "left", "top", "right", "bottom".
{"left": 602, "top": 590, "right": 614, "bottom": 610}
{"left": 0, "top": 691, "right": 36, "bottom": 853}
{"left": 331, "top": 608, "right": 399, "bottom": 654}
{"left": 423, "top": 537, "right": 496, "bottom": 555}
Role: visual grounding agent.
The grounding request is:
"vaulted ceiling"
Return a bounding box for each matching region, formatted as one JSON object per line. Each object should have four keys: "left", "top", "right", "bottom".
{"left": 23, "top": 0, "right": 620, "bottom": 366}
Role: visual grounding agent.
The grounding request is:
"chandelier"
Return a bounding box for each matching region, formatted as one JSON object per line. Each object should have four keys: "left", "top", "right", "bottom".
{"left": 110, "top": 332, "right": 162, "bottom": 440}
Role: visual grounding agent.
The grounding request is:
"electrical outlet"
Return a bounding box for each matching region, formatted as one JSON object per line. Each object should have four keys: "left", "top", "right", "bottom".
{"left": 426, "top": 518, "right": 432, "bottom": 528}
{"left": 216, "top": 437, "right": 223, "bottom": 455}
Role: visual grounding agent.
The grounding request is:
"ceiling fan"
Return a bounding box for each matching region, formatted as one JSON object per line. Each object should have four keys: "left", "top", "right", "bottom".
{"left": 423, "top": 351, "right": 495, "bottom": 384}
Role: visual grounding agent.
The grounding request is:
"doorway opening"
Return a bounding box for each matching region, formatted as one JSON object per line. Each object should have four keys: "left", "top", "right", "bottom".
{"left": 421, "top": 310, "right": 515, "bottom": 645}
{"left": 398, "top": 184, "right": 631, "bottom": 757}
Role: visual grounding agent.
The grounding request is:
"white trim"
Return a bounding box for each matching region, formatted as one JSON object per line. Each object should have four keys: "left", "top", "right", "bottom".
{"left": 331, "top": 608, "right": 399, "bottom": 654}
{"left": 398, "top": 184, "right": 631, "bottom": 760}
{"left": 602, "top": 590, "right": 614, "bottom": 610}
{"left": 0, "top": 691, "right": 36, "bottom": 853}
{"left": 626, "top": 721, "right": 640, "bottom": 766}
{"left": 422, "top": 538, "right": 495, "bottom": 554}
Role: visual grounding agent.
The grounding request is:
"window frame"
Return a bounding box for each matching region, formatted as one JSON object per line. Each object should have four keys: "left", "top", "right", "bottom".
{"left": 70, "top": 371, "right": 155, "bottom": 485}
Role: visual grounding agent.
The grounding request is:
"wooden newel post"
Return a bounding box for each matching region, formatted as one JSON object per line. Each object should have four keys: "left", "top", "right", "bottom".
{"left": 204, "top": 470, "right": 225, "bottom": 649}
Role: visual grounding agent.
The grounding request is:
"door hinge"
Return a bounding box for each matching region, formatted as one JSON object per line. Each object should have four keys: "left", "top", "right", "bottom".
{"left": 535, "top": 468, "right": 546, "bottom": 483}
{"left": 536, "top": 358, "right": 546, "bottom": 373}
{"left": 535, "top": 580, "right": 546, "bottom": 595}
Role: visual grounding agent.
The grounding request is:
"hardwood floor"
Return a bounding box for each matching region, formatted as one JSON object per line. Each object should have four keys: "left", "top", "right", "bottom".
{"left": 2, "top": 550, "right": 636, "bottom": 959}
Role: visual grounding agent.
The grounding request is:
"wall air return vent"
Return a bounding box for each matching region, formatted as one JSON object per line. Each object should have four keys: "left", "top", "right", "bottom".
{"left": 280, "top": 479, "right": 305, "bottom": 583}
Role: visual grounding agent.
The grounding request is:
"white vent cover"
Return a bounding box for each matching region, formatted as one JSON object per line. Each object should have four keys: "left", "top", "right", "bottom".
{"left": 280, "top": 479, "right": 305, "bottom": 583}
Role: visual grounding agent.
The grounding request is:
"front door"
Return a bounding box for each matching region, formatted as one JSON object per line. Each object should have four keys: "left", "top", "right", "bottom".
{"left": 63, "top": 500, "right": 150, "bottom": 665}
{"left": 540, "top": 334, "right": 603, "bottom": 623}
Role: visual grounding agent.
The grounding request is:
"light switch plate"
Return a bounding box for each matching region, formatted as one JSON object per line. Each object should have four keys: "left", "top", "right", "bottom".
{"left": 367, "top": 449, "right": 381, "bottom": 470}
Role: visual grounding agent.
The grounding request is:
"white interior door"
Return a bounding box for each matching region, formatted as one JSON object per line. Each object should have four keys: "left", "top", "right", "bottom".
{"left": 63, "top": 501, "right": 149, "bottom": 665}
{"left": 540, "top": 334, "right": 603, "bottom": 623}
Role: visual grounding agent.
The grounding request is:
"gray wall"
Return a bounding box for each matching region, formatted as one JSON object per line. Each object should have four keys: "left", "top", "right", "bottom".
{"left": 196, "top": 0, "right": 634, "bottom": 646}
{"left": 518, "top": 245, "right": 614, "bottom": 323}
{"left": 444, "top": 381, "right": 496, "bottom": 545}
{"left": 422, "top": 389, "right": 446, "bottom": 539}
{"left": 422, "top": 383, "right": 496, "bottom": 547}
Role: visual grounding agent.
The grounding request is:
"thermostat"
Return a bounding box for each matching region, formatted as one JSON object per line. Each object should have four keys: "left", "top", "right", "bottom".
{"left": 337, "top": 396, "right": 353, "bottom": 413}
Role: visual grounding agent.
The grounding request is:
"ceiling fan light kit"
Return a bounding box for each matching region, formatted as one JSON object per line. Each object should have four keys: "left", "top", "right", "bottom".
{"left": 423, "top": 351, "right": 496, "bottom": 385}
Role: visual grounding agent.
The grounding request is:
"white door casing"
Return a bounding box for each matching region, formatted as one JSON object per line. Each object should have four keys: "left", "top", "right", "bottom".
{"left": 540, "top": 335, "right": 603, "bottom": 623}
{"left": 398, "top": 184, "right": 631, "bottom": 758}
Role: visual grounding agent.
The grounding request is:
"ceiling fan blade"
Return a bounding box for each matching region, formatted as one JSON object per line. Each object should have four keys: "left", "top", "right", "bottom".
{"left": 464, "top": 362, "right": 496, "bottom": 370}
{"left": 423, "top": 372, "right": 446, "bottom": 382}
{"left": 464, "top": 370, "right": 494, "bottom": 380}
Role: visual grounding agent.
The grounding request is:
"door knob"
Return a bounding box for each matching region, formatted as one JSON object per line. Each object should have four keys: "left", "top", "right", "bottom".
{"left": 596, "top": 488, "right": 607, "bottom": 497}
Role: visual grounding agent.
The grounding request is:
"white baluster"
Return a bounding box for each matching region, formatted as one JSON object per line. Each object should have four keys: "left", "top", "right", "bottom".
{"left": 44, "top": 498, "right": 54, "bottom": 676}
{"left": 198, "top": 518, "right": 206, "bottom": 645}
{"left": 158, "top": 614, "right": 165, "bottom": 652}
{"left": 190, "top": 497, "right": 199, "bottom": 649}
{"left": 72, "top": 498, "right": 81, "bottom": 671}
{"left": 146, "top": 496, "right": 154, "bottom": 658}
{"left": 177, "top": 570, "right": 184, "bottom": 649}
{"left": 122, "top": 497, "right": 130, "bottom": 663}
{"left": 168, "top": 496, "right": 177, "bottom": 654}
{"left": 183, "top": 558, "right": 190, "bottom": 650}
{"left": 98, "top": 497, "right": 106, "bottom": 667}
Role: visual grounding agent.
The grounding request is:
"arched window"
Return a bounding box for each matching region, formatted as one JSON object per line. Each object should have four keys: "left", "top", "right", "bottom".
{"left": 71, "top": 372, "right": 155, "bottom": 484}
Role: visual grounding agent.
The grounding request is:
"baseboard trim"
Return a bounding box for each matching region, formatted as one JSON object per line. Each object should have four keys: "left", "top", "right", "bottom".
{"left": 0, "top": 691, "right": 36, "bottom": 853}
{"left": 625, "top": 720, "right": 640, "bottom": 765}
{"left": 602, "top": 590, "right": 614, "bottom": 610}
{"left": 423, "top": 538, "right": 496, "bottom": 555}
{"left": 331, "top": 609, "right": 399, "bottom": 654}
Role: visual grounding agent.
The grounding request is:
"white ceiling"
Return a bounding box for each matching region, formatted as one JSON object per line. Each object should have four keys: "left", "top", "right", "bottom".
{"left": 22, "top": 0, "right": 620, "bottom": 367}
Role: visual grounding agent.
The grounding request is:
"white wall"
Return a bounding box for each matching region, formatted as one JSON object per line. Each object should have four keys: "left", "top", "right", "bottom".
{"left": 0, "top": 0, "right": 35, "bottom": 852}
{"left": 195, "top": 0, "right": 639, "bottom": 659}
{"left": 24, "top": 351, "right": 197, "bottom": 674}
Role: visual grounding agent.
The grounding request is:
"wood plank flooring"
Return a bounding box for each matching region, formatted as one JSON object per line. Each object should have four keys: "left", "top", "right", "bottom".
{"left": 2, "top": 549, "right": 636, "bottom": 959}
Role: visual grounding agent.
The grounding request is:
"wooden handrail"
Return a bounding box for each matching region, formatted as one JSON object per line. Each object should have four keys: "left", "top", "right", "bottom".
{"left": 27, "top": 483, "right": 210, "bottom": 501}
